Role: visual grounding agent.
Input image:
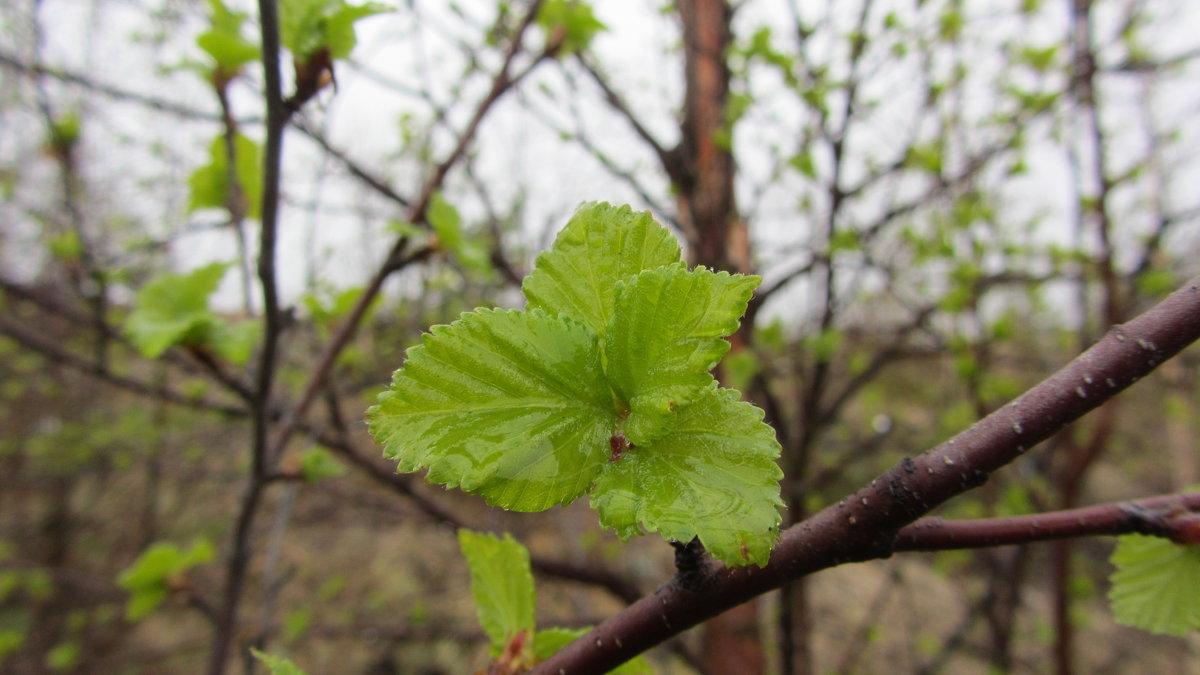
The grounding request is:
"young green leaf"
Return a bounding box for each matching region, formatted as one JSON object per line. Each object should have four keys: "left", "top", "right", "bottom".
{"left": 280, "top": 0, "right": 385, "bottom": 61}
{"left": 250, "top": 648, "right": 309, "bottom": 675}
{"left": 591, "top": 387, "right": 783, "bottom": 566}
{"left": 187, "top": 133, "right": 263, "bottom": 219}
{"left": 458, "top": 530, "right": 537, "bottom": 656}
{"left": 604, "top": 265, "right": 760, "bottom": 445}
{"left": 522, "top": 202, "right": 681, "bottom": 335}
{"left": 1109, "top": 534, "right": 1200, "bottom": 636}
{"left": 428, "top": 192, "right": 493, "bottom": 278}
{"left": 298, "top": 447, "right": 346, "bottom": 482}
{"left": 124, "top": 263, "right": 229, "bottom": 358}
{"left": 197, "top": 0, "right": 260, "bottom": 72}
{"left": 117, "top": 539, "right": 214, "bottom": 620}
{"left": 537, "top": 0, "right": 607, "bottom": 55}
{"left": 209, "top": 318, "right": 261, "bottom": 365}
{"left": 367, "top": 309, "right": 617, "bottom": 511}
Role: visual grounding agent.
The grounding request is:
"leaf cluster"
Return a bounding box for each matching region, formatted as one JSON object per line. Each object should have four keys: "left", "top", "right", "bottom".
{"left": 368, "top": 202, "right": 783, "bottom": 566}
{"left": 117, "top": 539, "right": 214, "bottom": 620}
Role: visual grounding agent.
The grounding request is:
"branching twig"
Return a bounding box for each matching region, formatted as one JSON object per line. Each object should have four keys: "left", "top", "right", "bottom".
{"left": 896, "top": 491, "right": 1200, "bottom": 551}
{"left": 532, "top": 276, "right": 1200, "bottom": 675}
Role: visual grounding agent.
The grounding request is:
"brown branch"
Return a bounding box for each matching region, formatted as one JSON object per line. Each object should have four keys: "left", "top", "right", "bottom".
{"left": 206, "top": 0, "right": 289, "bottom": 670}
{"left": 896, "top": 491, "right": 1200, "bottom": 551}
{"left": 0, "top": 315, "right": 245, "bottom": 417}
{"left": 532, "top": 276, "right": 1200, "bottom": 675}
{"left": 0, "top": 50, "right": 230, "bottom": 122}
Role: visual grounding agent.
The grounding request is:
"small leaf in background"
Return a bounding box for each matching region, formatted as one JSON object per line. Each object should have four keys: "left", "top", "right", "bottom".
{"left": 209, "top": 318, "right": 261, "bottom": 365}
{"left": 537, "top": 0, "right": 606, "bottom": 55}
{"left": 280, "top": 0, "right": 386, "bottom": 61}
{"left": 533, "top": 628, "right": 652, "bottom": 674}
{"left": 46, "top": 112, "right": 81, "bottom": 158}
{"left": 282, "top": 609, "right": 312, "bottom": 642}
{"left": 299, "top": 447, "right": 345, "bottom": 482}
{"left": 592, "top": 387, "right": 783, "bottom": 567}
{"left": 45, "top": 641, "right": 80, "bottom": 671}
{"left": 386, "top": 219, "right": 424, "bottom": 239}
{"left": 0, "top": 629, "right": 24, "bottom": 662}
{"left": 250, "top": 648, "right": 309, "bottom": 675}
{"left": 428, "top": 192, "right": 493, "bottom": 278}
{"left": 523, "top": 202, "right": 681, "bottom": 335}
{"left": 603, "top": 265, "right": 760, "bottom": 446}
{"left": 124, "top": 263, "right": 229, "bottom": 358}
{"left": 117, "top": 539, "right": 214, "bottom": 620}
{"left": 197, "top": 0, "right": 260, "bottom": 73}
{"left": 1109, "top": 534, "right": 1200, "bottom": 636}
{"left": 458, "top": 530, "right": 536, "bottom": 656}
{"left": 187, "top": 133, "right": 263, "bottom": 219}
{"left": 723, "top": 349, "right": 760, "bottom": 393}
{"left": 47, "top": 231, "right": 82, "bottom": 262}
{"left": 367, "top": 309, "right": 617, "bottom": 511}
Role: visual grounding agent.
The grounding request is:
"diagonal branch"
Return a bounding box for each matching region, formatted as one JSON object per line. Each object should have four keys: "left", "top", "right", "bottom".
{"left": 265, "top": 0, "right": 550, "bottom": 464}
{"left": 532, "top": 276, "right": 1200, "bottom": 674}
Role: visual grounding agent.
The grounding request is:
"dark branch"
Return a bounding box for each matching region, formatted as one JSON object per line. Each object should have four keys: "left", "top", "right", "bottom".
{"left": 896, "top": 491, "right": 1200, "bottom": 551}
{"left": 532, "top": 276, "right": 1200, "bottom": 674}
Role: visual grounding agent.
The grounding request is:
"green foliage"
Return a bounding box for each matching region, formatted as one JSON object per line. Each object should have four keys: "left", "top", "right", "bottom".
{"left": 591, "top": 388, "right": 783, "bottom": 565}
{"left": 604, "top": 265, "right": 758, "bottom": 445}
{"left": 188, "top": 133, "right": 263, "bottom": 219}
{"left": 45, "top": 642, "right": 80, "bottom": 671}
{"left": 369, "top": 203, "right": 782, "bottom": 566}
{"left": 0, "top": 629, "right": 24, "bottom": 662}
{"left": 458, "top": 530, "right": 536, "bottom": 655}
{"left": 46, "top": 112, "right": 81, "bottom": 153}
{"left": 197, "top": 0, "right": 259, "bottom": 73}
{"left": 428, "top": 192, "right": 493, "bottom": 277}
{"left": 280, "top": 0, "right": 386, "bottom": 61}
{"left": 370, "top": 308, "right": 615, "bottom": 512}
{"left": 124, "top": 262, "right": 261, "bottom": 363}
{"left": 523, "top": 202, "right": 681, "bottom": 335}
{"left": 299, "top": 447, "right": 346, "bottom": 482}
{"left": 46, "top": 231, "right": 82, "bottom": 262}
{"left": 124, "top": 262, "right": 228, "bottom": 358}
{"left": 537, "top": 0, "right": 606, "bottom": 55}
{"left": 117, "top": 539, "right": 214, "bottom": 620}
{"left": 458, "top": 530, "right": 652, "bottom": 673}
{"left": 251, "top": 648, "right": 309, "bottom": 675}
{"left": 1109, "top": 534, "right": 1200, "bottom": 636}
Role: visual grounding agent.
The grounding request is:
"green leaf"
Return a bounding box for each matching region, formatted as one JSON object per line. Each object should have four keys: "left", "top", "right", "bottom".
{"left": 458, "top": 530, "right": 537, "bottom": 654}
{"left": 428, "top": 192, "right": 493, "bottom": 278}
{"left": 592, "top": 387, "right": 783, "bottom": 566}
{"left": 280, "top": 0, "right": 385, "bottom": 60}
{"left": 187, "top": 133, "right": 263, "bottom": 219}
{"left": 299, "top": 447, "right": 345, "bottom": 482}
{"left": 1109, "top": 534, "right": 1200, "bottom": 636}
{"left": 537, "top": 0, "right": 606, "bottom": 55}
{"left": 197, "top": 0, "right": 259, "bottom": 71}
{"left": 124, "top": 263, "right": 229, "bottom": 358}
{"left": 604, "top": 265, "right": 760, "bottom": 445}
{"left": 250, "top": 648, "right": 309, "bottom": 675}
{"left": 209, "top": 318, "right": 261, "bottom": 365}
{"left": 117, "top": 539, "right": 214, "bottom": 620}
{"left": 46, "top": 641, "right": 80, "bottom": 671}
{"left": 367, "top": 309, "right": 617, "bottom": 511}
{"left": 533, "top": 628, "right": 652, "bottom": 674}
{"left": 523, "top": 202, "right": 681, "bottom": 335}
